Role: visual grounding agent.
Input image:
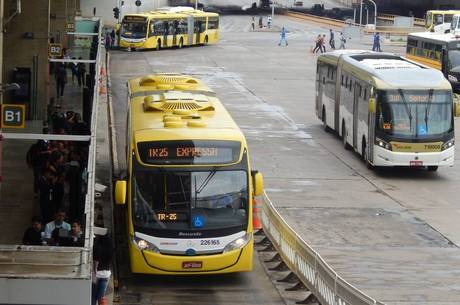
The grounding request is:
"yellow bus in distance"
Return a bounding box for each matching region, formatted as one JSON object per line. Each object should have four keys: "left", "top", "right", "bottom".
{"left": 115, "top": 74, "right": 264, "bottom": 275}
{"left": 425, "top": 10, "right": 460, "bottom": 33}
{"left": 406, "top": 32, "right": 460, "bottom": 92}
{"left": 120, "top": 7, "right": 219, "bottom": 50}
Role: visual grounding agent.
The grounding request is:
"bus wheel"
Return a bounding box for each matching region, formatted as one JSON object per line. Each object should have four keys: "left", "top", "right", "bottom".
{"left": 322, "top": 107, "right": 330, "bottom": 132}
{"left": 156, "top": 40, "right": 161, "bottom": 51}
{"left": 428, "top": 166, "right": 438, "bottom": 171}
{"left": 342, "top": 122, "right": 350, "bottom": 150}
{"left": 204, "top": 36, "right": 208, "bottom": 46}
{"left": 178, "top": 38, "right": 183, "bottom": 49}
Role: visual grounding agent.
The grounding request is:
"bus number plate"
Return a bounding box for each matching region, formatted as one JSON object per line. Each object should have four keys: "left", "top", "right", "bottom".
{"left": 182, "top": 261, "right": 202, "bottom": 269}
{"left": 410, "top": 161, "right": 423, "bottom": 166}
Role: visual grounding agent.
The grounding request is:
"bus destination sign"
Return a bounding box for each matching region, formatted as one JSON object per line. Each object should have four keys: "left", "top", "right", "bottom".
{"left": 137, "top": 140, "right": 241, "bottom": 165}
{"left": 124, "top": 16, "right": 147, "bottom": 22}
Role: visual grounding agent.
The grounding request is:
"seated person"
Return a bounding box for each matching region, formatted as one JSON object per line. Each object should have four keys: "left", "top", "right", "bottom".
{"left": 22, "top": 216, "right": 44, "bottom": 245}
{"left": 44, "top": 210, "right": 71, "bottom": 245}
{"left": 59, "top": 221, "right": 84, "bottom": 247}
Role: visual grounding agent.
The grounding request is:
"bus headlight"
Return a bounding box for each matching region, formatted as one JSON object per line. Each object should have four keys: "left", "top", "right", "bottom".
{"left": 133, "top": 236, "right": 160, "bottom": 253}
{"left": 375, "top": 138, "right": 392, "bottom": 150}
{"left": 442, "top": 139, "right": 455, "bottom": 151}
{"left": 223, "top": 233, "right": 252, "bottom": 253}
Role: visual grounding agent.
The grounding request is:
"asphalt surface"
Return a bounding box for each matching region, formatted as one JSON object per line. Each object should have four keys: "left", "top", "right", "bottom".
{"left": 109, "top": 15, "right": 460, "bottom": 305}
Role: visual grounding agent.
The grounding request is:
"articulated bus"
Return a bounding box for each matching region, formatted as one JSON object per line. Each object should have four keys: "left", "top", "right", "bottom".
{"left": 120, "top": 7, "right": 219, "bottom": 50}
{"left": 115, "top": 74, "right": 263, "bottom": 274}
{"left": 406, "top": 32, "right": 460, "bottom": 92}
{"left": 316, "top": 50, "right": 455, "bottom": 170}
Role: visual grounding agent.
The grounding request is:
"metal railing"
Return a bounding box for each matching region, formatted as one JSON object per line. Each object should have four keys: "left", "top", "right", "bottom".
{"left": 261, "top": 192, "right": 386, "bottom": 305}
{"left": 0, "top": 17, "right": 102, "bottom": 285}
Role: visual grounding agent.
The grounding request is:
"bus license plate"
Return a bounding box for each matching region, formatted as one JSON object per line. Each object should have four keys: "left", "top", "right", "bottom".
{"left": 182, "top": 261, "right": 202, "bottom": 269}
{"left": 410, "top": 161, "right": 423, "bottom": 166}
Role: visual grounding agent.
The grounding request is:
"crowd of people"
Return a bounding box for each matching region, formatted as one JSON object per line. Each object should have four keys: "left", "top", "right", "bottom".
{"left": 24, "top": 107, "right": 90, "bottom": 246}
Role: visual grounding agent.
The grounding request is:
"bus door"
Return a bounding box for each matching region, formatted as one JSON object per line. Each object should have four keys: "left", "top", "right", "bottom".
{"left": 335, "top": 66, "right": 342, "bottom": 132}
{"left": 315, "top": 64, "right": 323, "bottom": 118}
{"left": 172, "top": 20, "right": 179, "bottom": 46}
{"left": 352, "top": 82, "right": 359, "bottom": 149}
{"left": 367, "top": 88, "right": 376, "bottom": 163}
{"left": 187, "top": 16, "right": 194, "bottom": 45}
{"left": 195, "top": 19, "right": 204, "bottom": 43}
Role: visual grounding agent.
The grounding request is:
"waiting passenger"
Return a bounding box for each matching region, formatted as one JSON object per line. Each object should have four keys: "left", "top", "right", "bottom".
{"left": 60, "top": 221, "right": 84, "bottom": 247}
{"left": 22, "top": 216, "right": 44, "bottom": 246}
{"left": 44, "top": 210, "right": 71, "bottom": 245}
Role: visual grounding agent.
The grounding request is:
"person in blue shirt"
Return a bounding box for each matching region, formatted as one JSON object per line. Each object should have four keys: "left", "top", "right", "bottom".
{"left": 279, "top": 27, "right": 288, "bottom": 46}
{"left": 372, "top": 32, "right": 382, "bottom": 52}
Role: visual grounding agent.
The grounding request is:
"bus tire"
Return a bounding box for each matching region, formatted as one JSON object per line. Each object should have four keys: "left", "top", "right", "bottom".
{"left": 156, "top": 39, "right": 161, "bottom": 51}
{"left": 178, "top": 38, "right": 183, "bottom": 49}
{"left": 204, "top": 36, "right": 208, "bottom": 46}
{"left": 322, "top": 107, "right": 330, "bottom": 132}
{"left": 428, "top": 166, "right": 438, "bottom": 171}
{"left": 342, "top": 122, "right": 350, "bottom": 150}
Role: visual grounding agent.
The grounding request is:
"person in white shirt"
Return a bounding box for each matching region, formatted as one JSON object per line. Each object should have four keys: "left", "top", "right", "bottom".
{"left": 44, "top": 210, "right": 71, "bottom": 244}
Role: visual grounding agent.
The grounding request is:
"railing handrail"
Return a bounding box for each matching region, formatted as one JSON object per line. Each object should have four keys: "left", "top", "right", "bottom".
{"left": 261, "top": 192, "right": 386, "bottom": 305}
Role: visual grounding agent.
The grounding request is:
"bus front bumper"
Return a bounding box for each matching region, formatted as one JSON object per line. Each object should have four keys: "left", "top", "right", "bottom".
{"left": 119, "top": 38, "right": 145, "bottom": 48}
{"left": 373, "top": 145, "right": 454, "bottom": 167}
{"left": 129, "top": 241, "right": 253, "bottom": 274}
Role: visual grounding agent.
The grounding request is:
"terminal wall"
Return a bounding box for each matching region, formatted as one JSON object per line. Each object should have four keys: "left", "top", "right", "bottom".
{"left": 79, "top": 0, "right": 168, "bottom": 27}
{"left": 2, "top": 0, "right": 50, "bottom": 120}
{"left": 50, "top": 0, "right": 79, "bottom": 45}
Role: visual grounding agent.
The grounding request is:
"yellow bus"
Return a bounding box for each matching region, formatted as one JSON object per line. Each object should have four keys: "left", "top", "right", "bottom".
{"left": 406, "top": 32, "right": 460, "bottom": 92}
{"left": 425, "top": 10, "right": 460, "bottom": 33}
{"left": 119, "top": 7, "right": 219, "bottom": 50}
{"left": 114, "top": 73, "right": 264, "bottom": 274}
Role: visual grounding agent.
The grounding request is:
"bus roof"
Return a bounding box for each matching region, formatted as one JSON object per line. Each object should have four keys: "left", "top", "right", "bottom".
{"left": 123, "top": 9, "right": 218, "bottom": 19}
{"left": 408, "top": 31, "right": 460, "bottom": 43}
{"left": 128, "top": 74, "right": 215, "bottom": 99}
{"left": 426, "top": 10, "right": 460, "bottom": 14}
{"left": 318, "top": 50, "right": 451, "bottom": 90}
{"left": 129, "top": 89, "right": 245, "bottom": 145}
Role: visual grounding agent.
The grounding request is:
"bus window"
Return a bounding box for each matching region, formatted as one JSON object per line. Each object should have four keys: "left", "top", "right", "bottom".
{"left": 435, "top": 14, "right": 444, "bottom": 25}
{"left": 448, "top": 50, "right": 460, "bottom": 73}
{"left": 208, "top": 17, "right": 219, "bottom": 30}
{"left": 445, "top": 14, "right": 453, "bottom": 23}
{"left": 153, "top": 20, "right": 165, "bottom": 35}
{"left": 121, "top": 19, "right": 148, "bottom": 38}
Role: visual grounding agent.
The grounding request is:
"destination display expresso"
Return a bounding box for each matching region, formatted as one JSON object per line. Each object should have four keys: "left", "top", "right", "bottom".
{"left": 123, "top": 16, "right": 147, "bottom": 22}
{"left": 137, "top": 140, "right": 241, "bottom": 165}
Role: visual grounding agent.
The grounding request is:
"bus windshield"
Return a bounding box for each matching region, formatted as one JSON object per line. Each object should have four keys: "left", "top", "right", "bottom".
{"left": 121, "top": 19, "right": 147, "bottom": 38}
{"left": 434, "top": 14, "right": 444, "bottom": 25}
{"left": 448, "top": 50, "right": 460, "bottom": 72}
{"left": 132, "top": 167, "right": 249, "bottom": 231}
{"left": 377, "top": 90, "right": 453, "bottom": 138}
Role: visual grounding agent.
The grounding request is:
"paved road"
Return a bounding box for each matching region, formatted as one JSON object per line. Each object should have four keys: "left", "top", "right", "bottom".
{"left": 109, "top": 15, "right": 460, "bottom": 305}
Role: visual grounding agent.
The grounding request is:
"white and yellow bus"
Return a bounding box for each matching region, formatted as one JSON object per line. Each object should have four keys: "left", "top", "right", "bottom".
{"left": 119, "top": 7, "right": 219, "bottom": 50}
{"left": 406, "top": 32, "right": 460, "bottom": 92}
{"left": 425, "top": 10, "right": 460, "bottom": 33}
{"left": 115, "top": 74, "right": 263, "bottom": 274}
{"left": 316, "top": 50, "right": 455, "bottom": 170}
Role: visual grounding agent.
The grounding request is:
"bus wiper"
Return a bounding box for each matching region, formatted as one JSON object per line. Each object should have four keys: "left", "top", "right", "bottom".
{"left": 424, "top": 89, "right": 434, "bottom": 133}
{"left": 193, "top": 170, "right": 217, "bottom": 210}
{"left": 398, "top": 89, "right": 413, "bottom": 132}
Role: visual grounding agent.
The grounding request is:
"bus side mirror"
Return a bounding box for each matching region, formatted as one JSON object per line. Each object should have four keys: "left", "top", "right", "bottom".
{"left": 115, "top": 180, "right": 127, "bottom": 205}
{"left": 454, "top": 95, "right": 460, "bottom": 117}
{"left": 368, "top": 98, "right": 376, "bottom": 113}
{"left": 252, "top": 171, "right": 264, "bottom": 196}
